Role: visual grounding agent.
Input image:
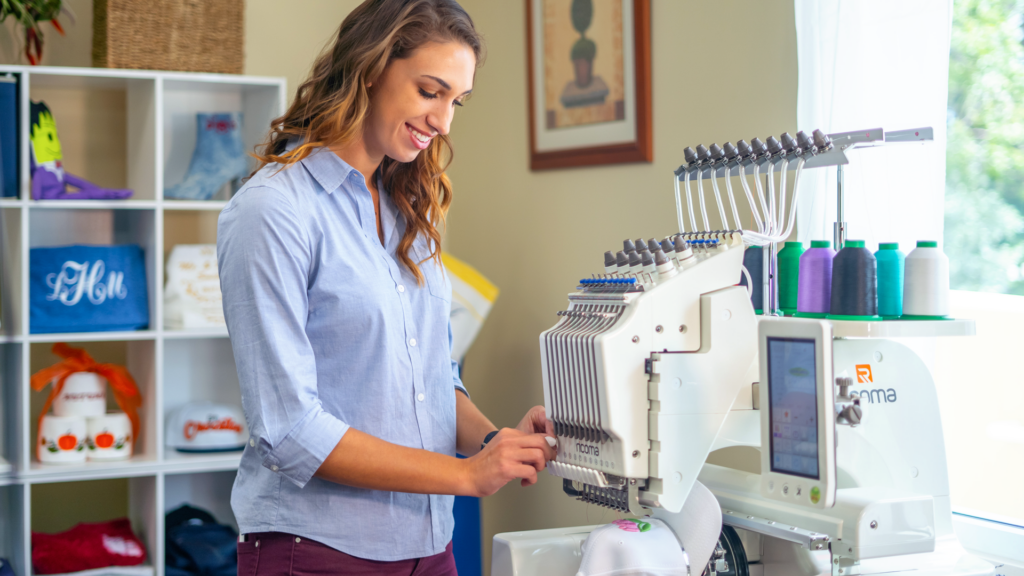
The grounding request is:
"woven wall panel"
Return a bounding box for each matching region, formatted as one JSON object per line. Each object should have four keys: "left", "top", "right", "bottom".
{"left": 93, "top": 0, "right": 244, "bottom": 74}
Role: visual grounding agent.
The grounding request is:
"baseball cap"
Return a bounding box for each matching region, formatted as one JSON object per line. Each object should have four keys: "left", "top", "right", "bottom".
{"left": 165, "top": 402, "right": 247, "bottom": 452}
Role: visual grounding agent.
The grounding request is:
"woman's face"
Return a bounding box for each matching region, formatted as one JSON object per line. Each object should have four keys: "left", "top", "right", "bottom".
{"left": 365, "top": 41, "right": 476, "bottom": 163}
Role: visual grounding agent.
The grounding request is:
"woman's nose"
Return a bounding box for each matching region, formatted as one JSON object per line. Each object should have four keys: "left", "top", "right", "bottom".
{"left": 427, "top": 104, "right": 454, "bottom": 137}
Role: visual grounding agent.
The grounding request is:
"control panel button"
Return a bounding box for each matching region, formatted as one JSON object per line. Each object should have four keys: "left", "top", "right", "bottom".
{"left": 782, "top": 484, "right": 790, "bottom": 496}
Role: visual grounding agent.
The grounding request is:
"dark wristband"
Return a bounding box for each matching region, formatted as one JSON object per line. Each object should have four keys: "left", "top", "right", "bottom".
{"left": 480, "top": 430, "right": 499, "bottom": 451}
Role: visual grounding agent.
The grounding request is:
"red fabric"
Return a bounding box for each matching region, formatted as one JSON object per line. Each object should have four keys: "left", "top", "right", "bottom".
{"left": 33, "top": 518, "right": 147, "bottom": 575}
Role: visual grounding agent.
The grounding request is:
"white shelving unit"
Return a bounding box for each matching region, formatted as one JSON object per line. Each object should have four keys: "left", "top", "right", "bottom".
{"left": 0, "top": 65, "right": 286, "bottom": 576}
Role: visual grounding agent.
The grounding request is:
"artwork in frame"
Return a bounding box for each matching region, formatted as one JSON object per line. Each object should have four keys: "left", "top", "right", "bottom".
{"left": 527, "top": 0, "right": 651, "bottom": 170}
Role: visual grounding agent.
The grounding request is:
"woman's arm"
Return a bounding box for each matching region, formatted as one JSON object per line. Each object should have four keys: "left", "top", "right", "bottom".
{"left": 315, "top": 395, "right": 557, "bottom": 496}
{"left": 314, "top": 424, "right": 554, "bottom": 497}
{"left": 454, "top": 390, "right": 497, "bottom": 456}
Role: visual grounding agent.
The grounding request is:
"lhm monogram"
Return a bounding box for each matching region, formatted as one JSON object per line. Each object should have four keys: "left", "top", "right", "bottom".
{"left": 46, "top": 260, "right": 128, "bottom": 306}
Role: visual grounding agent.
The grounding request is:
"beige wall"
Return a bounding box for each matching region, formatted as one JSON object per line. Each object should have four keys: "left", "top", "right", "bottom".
{"left": 243, "top": 0, "right": 362, "bottom": 101}
{"left": 0, "top": 0, "right": 798, "bottom": 572}
{"left": 444, "top": 1, "right": 796, "bottom": 572}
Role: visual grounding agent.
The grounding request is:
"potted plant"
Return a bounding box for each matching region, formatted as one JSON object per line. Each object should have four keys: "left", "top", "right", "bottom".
{"left": 570, "top": 0, "right": 596, "bottom": 88}
{"left": 0, "top": 0, "right": 68, "bottom": 65}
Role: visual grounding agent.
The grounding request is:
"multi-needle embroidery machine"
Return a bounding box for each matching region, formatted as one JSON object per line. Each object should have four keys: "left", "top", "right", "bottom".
{"left": 491, "top": 128, "right": 993, "bottom": 576}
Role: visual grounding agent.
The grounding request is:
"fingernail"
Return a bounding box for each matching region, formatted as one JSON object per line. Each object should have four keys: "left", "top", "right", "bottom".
{"left": 545, "top": 436, "right": 556, "bottom": 448}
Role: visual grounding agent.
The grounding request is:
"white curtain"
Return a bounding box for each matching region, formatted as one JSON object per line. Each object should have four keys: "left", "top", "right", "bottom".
{"left": 795, "top": 0, "right": 952, "bottom": 251}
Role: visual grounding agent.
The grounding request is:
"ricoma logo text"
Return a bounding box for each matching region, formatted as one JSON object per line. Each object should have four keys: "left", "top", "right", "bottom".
{"left": 576, "top": 443, "right": 599, "bottom": 456}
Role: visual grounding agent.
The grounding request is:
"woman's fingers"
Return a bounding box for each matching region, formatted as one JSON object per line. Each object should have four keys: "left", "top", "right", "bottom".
{"left": 515, "top": 447, "right": 546, "bottom": 472}
{"left": 516, "top": 464, "right": 538, "bottom": 487}
{"left": 516, "top": 405, "right": 549, "bottom": 435}
{"left": 469, "top": 428, "right": 558, "bottom": 496}
{"left": 507, "top": 432, "right": 555, "bottom": 461}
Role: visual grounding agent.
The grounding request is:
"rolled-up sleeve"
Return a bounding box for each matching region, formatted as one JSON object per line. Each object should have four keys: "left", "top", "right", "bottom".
{"left": 218, "top": 186, "right": 348, "bottom": 488}
{"left": 449, "top": 322, "right": 467, "bottom": 397}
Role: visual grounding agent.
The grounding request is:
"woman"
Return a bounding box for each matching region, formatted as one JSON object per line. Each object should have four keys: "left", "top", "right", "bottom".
{"left": 217, "top": 0, "right": 555, "bottom": 573}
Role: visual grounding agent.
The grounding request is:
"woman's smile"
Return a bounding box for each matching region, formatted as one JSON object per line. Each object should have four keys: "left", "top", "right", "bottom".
{"left": 406, "top": 123, "right": 434, "bottom": 150}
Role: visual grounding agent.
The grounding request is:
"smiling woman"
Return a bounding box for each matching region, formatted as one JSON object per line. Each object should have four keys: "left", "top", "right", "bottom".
{"left": 252, "top": 0, "right": 481, "bottom": 283}
{"left": 217, "top": 0, "right": 557, "bottom": 574}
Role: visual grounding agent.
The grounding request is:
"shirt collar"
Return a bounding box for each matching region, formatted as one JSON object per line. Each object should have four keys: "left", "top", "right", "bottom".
{"left": 298, "top": 145, "right": 356, "bottom": 194}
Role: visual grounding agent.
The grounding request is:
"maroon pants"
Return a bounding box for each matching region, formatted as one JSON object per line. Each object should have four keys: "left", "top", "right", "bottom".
{"left": 237, "top": 532, "right": 458, "bottom": 576}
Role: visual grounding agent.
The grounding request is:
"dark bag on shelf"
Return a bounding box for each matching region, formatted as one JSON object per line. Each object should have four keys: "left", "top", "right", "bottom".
{"left": 0, "top": 557, "right": 16, "bottom": 576}
{"left": 165, "top": 505, "right": 237, "bottom": 576}
{"left": 30, "top": 244, "right": 150, "bottom": 333}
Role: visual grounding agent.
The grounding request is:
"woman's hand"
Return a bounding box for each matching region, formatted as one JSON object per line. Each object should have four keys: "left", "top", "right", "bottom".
{"left": 516, "top": 405, "right": 555, "bottom": 437}
{"left": 461, "top": 428, "right": 555, "bottom": 497}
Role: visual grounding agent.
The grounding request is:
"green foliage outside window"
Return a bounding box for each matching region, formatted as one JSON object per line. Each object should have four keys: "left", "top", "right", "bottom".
{"left": 947, "top": 0, "right": 1024, "bottom": 294}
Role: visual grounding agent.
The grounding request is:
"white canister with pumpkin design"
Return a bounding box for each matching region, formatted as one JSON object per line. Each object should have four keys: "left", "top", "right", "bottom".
{"left": 38, "top": 414, "right": 87, "bottom": 464}
{"left": 86, "top": 412, "right": 133, "bottom": 461}
{"left": 52, "top": 372, "right": 107, "bottom": 417}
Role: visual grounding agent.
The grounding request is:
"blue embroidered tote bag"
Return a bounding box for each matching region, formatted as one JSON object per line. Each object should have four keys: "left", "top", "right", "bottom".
{"left": 30, "top": 245, "right": 150, "bottom": 333}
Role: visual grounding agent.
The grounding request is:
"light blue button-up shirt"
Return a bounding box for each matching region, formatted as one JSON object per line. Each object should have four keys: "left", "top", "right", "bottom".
{"left": 217, "top": 145, "right": 465, "bottom": 562}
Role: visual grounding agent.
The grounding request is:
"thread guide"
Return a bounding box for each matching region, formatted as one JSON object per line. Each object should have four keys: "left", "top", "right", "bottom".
{"left": 675, "top": 126, "right": 942, "bottom": 324}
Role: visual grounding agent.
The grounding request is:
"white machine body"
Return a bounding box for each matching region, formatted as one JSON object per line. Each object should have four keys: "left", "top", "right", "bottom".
{"left": 498, "top": 231, "right": 992, "bottom": 576}
{"left": 540, "top": 234, "right": 756, "bottom": 514}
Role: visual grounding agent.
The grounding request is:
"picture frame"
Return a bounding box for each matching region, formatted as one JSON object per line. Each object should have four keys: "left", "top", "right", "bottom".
{"left": 526, "top": 0, "right": 652, "bottom": 170}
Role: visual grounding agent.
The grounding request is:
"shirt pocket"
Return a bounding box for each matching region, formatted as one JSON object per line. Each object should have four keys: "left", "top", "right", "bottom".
{"left": 415, "top": 242, "right": 451, "bottom": 303}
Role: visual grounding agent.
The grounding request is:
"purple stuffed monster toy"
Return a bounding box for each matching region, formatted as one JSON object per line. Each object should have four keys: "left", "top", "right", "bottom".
{"left": 30, "top": 101, "right": 132, "bottom": 201}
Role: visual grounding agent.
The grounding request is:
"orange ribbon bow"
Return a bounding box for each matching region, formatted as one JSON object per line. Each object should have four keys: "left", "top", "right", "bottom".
{"left": 31, "top": 343, "right": 142, "bottom": 445}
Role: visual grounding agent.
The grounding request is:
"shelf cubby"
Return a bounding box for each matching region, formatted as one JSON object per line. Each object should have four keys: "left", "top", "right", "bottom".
{"left": 0, "top": 64, "right": 286, "bottom": 576}
{"left": 164, "top": 470, "right": 237, "bottom": 530}
{"left": 29, "top": 476, "right": 158, "bottom": 576}
{"left": 27, "top": 340, "right": 158, "bottom": 477}
{"left": 162, "top": 338, "right": 241, "bottom": 463}
{"left": 1, "top": 343, "right": 23, "bottom": 477}
{"left": 162, "top": 79, "right": 282, "bottom": 203}
{"left": 28, "top": 208, "right": 158, "bottom": 335}
{"left": 27, "top": 73, "right": 157, "bottom": 203}
{"left": 1, "top": 207, "right": 23, "bottom": 335}
{"left": 0, "top": 484, "right": 27, "bottom": 576}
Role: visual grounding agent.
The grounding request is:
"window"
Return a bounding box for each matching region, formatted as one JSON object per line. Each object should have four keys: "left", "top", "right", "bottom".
{"left": 938, "top": 0, "right": 1024, "bottom": 527}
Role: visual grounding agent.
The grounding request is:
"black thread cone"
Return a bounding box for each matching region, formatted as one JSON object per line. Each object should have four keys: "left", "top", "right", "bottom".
{"left": 829, "top": 242, "right": 878, "bottom": 317}
{"left": 739, "top": 246, "right": 764, "bottom": 311}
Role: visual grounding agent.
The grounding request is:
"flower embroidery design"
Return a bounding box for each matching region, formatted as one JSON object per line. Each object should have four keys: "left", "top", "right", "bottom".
{"left": 612, "top": 518, "right": 651, "bottom": 533}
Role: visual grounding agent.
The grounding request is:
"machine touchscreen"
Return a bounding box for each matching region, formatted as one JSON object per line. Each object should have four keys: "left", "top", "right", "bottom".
{"left": 767, "top": 337, "right": 819, "bottom": 479}
{"left": 759, "top": 318, "right": 835, "bottom": 509}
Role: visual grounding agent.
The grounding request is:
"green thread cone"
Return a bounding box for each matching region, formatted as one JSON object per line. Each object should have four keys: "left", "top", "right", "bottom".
{"left": 778, "top": 241, "right": 804, "bottom": 314}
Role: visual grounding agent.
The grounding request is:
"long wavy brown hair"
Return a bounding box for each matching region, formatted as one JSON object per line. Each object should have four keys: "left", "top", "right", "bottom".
{"left": 252, "top": 0, "right": 482, "bottom": 284}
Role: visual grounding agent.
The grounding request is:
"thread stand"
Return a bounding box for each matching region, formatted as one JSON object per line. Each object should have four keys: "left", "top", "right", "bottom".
{"left": 673, "top": 127, "right": 934, "bottom": 317}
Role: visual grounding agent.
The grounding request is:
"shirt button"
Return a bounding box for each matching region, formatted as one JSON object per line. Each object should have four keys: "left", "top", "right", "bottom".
{"left": 417, "top": 393, "right": 425, "bottom": 402}
{"left": 271, "top": 465, "right": 279, "bottom": 472}
{"left": 397, "top": 285, "right": 405, "bottom": 293}
{"left": 409, "top": 338, "right": 417, "bottom": 347}
{"left": 249, "top": 438, "right": 255, "bottom": 447}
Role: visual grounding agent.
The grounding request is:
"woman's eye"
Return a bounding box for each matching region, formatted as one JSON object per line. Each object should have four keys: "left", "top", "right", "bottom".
{"left": 453, "top": 100, "right": 464, "bottom": 108}
{"left": 418, "top": 88, "right": 438, "bottom": 100}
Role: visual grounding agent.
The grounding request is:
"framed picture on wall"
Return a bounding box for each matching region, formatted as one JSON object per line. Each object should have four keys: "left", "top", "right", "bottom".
{"left": 526, "top": 0, "right": 651, "bottom": 170}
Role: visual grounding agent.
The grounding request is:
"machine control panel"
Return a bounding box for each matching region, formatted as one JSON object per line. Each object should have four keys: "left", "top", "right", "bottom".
{"left": 758, "top": 318, "right": 836, "bottom": 509}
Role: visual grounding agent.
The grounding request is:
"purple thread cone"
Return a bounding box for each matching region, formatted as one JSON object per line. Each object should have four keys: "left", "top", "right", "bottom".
{"left": 797, "top": 244, "right": 835, "bottom": 314}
